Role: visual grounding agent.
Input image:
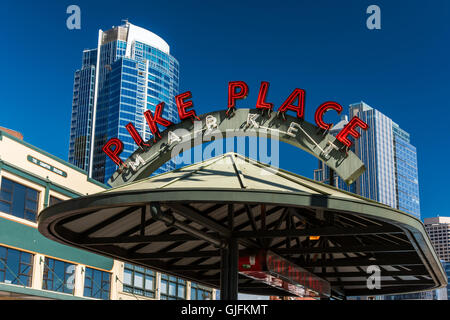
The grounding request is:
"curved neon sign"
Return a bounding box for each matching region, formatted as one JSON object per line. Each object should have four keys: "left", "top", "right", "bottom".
{"left": 103, "top": 81, "right": 368, "bottom": 187}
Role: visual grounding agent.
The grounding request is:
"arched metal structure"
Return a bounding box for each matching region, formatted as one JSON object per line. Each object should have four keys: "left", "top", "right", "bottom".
{"left": 108, "top": 108, "right": 365, "bottom": 187}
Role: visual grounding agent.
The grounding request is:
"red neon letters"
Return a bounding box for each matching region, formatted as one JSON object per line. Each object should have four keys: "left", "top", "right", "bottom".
{"left": 102, "top": 83, "right": 369, "bottom": 168}
{"left": 277, "top": 88, "right": 306, "bottom": 120}
{"left": 125, "top": 123, "right": 151, "bottom": 149}
{"left": 227, "top": 81, "right": 249, "bottom": 115}
{"left": 255, "top": 81, "right": 274, "bottom": 112}
{"left": 144, "top": 102, "right": 174, "bottom": 140}
{"left": 176, "top": 91, "right": 200, "bottom": 121}
{"left": 314, "top": 101, "right": 343, "bottom": 131}
{"left": 335, "top": 116, "right": 369, "bottom": 148}
{"left": 102, "top": 138, "right": 126, "bottom": 167}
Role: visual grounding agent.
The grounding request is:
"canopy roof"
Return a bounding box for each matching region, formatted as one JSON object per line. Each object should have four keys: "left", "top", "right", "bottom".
{"left": 38, "top": 153, "right": 447, "bottom": 298}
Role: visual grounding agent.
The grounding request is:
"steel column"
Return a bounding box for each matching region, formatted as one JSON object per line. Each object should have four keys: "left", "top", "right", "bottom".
{"left": 220, "top": 238, "right": 239, "bottom": 300}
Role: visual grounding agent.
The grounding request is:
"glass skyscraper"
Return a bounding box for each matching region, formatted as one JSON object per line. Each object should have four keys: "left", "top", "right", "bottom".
{"left": 314, "top": 101, "right": 420, "bottom": 219}
{"left": 69, "top": 21, "right": 180, "bottom": 183}
{"left": 314, "top": 101, "right": 422, "bottom": 299}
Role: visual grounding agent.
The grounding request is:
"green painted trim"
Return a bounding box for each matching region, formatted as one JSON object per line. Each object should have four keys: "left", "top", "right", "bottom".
{"left": 0, "top": 217, "right": 114, "bottom": 271}
{"left": 0, "top": 283, "right": 90, "bottom": 300}
{"left": 1, "top": 160, "right": 82, "bottom": 198}
{"left": 27, "top": 155, "right": 68, "bottom": 178}
{"left": 0, "top": 129, "right": 88, "bottom": 175}
{"left": 0, "top": 129, "right": 109, "bottom": 190}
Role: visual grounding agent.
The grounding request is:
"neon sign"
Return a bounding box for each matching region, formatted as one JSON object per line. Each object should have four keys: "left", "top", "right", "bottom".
{"left": 103, "top": 81, "right": 368, "bottom": 166}
{"left": 102, "top": 81, "right": 369, "bottom": 187}
{"left": 239, "top": 250, "right": 331, "bottom": 298}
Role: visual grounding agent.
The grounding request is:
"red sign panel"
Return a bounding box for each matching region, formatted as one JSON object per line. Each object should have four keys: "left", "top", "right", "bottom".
{"left": 239, "top": 250, "right": 331, "bottom": 298}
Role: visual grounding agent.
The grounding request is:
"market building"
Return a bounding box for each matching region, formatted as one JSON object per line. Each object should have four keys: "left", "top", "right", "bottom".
{"left": 0, "top": 128, "right": 217, "bottom": 300}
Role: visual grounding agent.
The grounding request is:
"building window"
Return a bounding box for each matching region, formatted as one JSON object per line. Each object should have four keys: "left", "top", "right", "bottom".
{"left": 190, "top": 282, "right": 213, "bottom": 300}
{"left": 84, "top": 267, "right": 110, "bottom": 300}
{"left": 0, "top": 177, "right": 39, "bottom": 222}
{"left": 122, "top": 263, "right": 156, "bottom": 298}
{"left": 42, "top": 257, "right": 75, "bottom": 294}
{"left": 0, "top": 245, "right": 33, "bottom": 287}
{"left": 160, "top": 274, "right": 186, "bottom": 300}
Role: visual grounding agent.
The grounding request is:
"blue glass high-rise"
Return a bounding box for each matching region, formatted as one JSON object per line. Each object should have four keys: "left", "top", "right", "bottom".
{"left": 392, "top": 123, "right": 420, "bottom": 216}
{"left": 349, "top": 102, "right": 420, "bottom": 219}
{"left": 315, "top": 102, "right": 422, "bottom": 300}
{"left": 314, "top": 101, "right": 421, "bottom": 219}
{"left": 69, "top": 21, "right": 180, "bottom": 184}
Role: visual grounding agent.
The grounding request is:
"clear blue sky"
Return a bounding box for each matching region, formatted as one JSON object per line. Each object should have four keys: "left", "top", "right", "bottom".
{"left": 1, "top": 0, "right": 449, "bottom": 220}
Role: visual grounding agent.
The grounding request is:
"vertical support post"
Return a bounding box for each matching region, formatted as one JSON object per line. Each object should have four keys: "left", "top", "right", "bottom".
{"left": 220, "top": 246, "right": 230, "bottom": 299}
{"left": 140, "top": 206, "right": 146, "bottom": 236}
{"left": 220, "top": 205, "right": 239, "bottom": 300}
{"left": 261, "top": 204, "right": 266, "bottom": 231}
{"left": 229, "top": 238, "right": 238, "bottom": 300}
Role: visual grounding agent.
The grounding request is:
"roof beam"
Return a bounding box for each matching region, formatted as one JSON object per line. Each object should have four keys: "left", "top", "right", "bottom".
{"left": 274, "top": 244, "right": 415, "bottom": 255}
{"left": 132, "top": 250, "right": 220, "bottom": 260}
{"left": 300, "top": 255, "right": 422, "bottom": 268}
{"left": 316, "top": 269, "right": 429, "bottom": 278}
{"left": 168, "top": 203, "right": 231, "bottom": 237}
{"left": 167, "top": 263, "right": 221, "bottom": 272}
{"left": 80, "top": 206, "right": 140, "bottom": 237}
{"left": 79, "top": 233, "right": 207, "bottom": 245}
{"left": 331, "top": 280, "right": 434, "bottom": 287}
{"left": 232, "top": 225, "right": 403, "bottom": 239}
{"left": 345, "top": 285, "right": 432, "bottom": 297}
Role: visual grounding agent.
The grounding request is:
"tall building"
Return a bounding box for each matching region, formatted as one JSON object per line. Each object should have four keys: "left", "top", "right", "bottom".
{"left": 69, "top": 21, "right": 180, "bottom": 184}
{"left": 421, "top": 217, "right": 450, "bottom": 299}
{"left": 315, "top": 101, "right": 424, "bottom": 300}
{"left": 349, "top": 102, "right": 420, "bottom": 218}
{"left": 424, "top": 217, "right": 450, "bottom": 262}
{"left": 443, "top": 261, "right": 450, "bottom": 299}
{"left": 315, "top": 101, "right": 420, "bottom": 219}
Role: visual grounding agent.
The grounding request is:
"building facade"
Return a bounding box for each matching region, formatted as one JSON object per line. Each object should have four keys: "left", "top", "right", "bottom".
{"left": 69, "top": 21, "right": 180, "bottom": 184}
{"left": 389, "top": 214, "right": 450, "bottom": 300}
{"left": 0, "top": 128, "right": 217, "bottom": 300}
{"left": 444, "top": 261, "right": 450, "bottom": 299}
{"left": 349, "top": 102, "right": 420, "bottom": 218}
{"left": 425, "top": 217, "right": 450, "bottom": 263}
{"left": 0, "top": 128, "right": 114, "bottom": 299}
{"left": 314, "top": 101, "right": 420, "bottom": 219}
{"left": 314, "top": 102, "right": 424, "bottom": 300}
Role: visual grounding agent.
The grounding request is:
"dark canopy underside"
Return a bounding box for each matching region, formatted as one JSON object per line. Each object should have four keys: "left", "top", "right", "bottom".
{"left": 38, "top": 153, "right": 447, "bottom": 299}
